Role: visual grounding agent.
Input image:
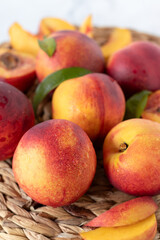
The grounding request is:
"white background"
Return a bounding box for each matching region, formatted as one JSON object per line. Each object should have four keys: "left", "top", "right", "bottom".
{"left": 1, "top": 0, "right": 160, "bottom": 42}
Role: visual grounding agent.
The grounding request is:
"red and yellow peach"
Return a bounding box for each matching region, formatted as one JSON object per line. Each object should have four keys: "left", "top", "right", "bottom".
{"left": 36, "top": 30, "right": 105, "bottom": 82}
{"left": 107, "top": 41, "right": 160, "bottom": 97}
{"left": 0, "top": 82, "right": 35, "bottom": 161}
{"left": 52, "top": 73, "right": 125, "bottom": 141}
{"left": 13, "top": 119, "right": 97, "bottom": 207}
{"left": 103, "top": 118, "right": 160, "bottom": 196}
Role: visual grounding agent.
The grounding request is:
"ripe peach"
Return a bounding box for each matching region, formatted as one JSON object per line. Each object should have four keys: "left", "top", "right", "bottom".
{"left": 52, "top": 73, "right": 125, "bottom": 141}
{"left": 142, "top": 90, "right": 160, "bottom": 123}
{"left": 107, "top": 41, "right": 160, "bottom": 97}
{"left": 36, "top": 30, "right": 105, "bottom": 82}
{"left": 103, "top": 118, "right": 160, "bottom": 196}
{"left": 85, "top": 196, "right": 158, "bottom": 227}
{"left": 12, "top": 119, "right": 97, "bottom": 207}
{"left": 9, "top": 23, "right": 39, "bottom": 57}
{"left": 80, "top": 214, "right": 157, "bottom": 240}
{"left": 0, "top": 82, "right": 35, "bottom": 161}
{"left": 0, "top": 48, "right": 36, "bottom": 92}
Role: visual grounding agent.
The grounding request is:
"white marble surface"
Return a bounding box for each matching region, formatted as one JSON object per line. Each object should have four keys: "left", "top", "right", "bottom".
{"left": 1, "top": 0, "right": 160, "bottom": 42}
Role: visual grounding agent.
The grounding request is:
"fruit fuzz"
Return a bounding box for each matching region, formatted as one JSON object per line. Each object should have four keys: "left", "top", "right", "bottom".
{"left": 36, "top": 30, "right": 105, "bottom": 82}
{"left": 103, "top": 118, "right": 160, "bottom": 196}
{"left": 52, "top": 73, "right": 125, "bottom": 141}
{"left": 0, "top": 82, "right": 35, "bottom": 160}
{"left": 107, "top": 41, "right": 160, "bottom": 97}
{"left": 13, "top": 119, "right": 97, "bottom": 207}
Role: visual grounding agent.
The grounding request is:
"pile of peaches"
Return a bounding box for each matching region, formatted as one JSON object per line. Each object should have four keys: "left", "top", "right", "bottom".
{"left": 1, "top": 16, "right": 160, "bottom": 240}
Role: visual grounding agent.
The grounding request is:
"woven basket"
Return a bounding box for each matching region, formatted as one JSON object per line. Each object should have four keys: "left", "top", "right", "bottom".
{"left": 0, "top": 27, "right": 160, "bottom": 240}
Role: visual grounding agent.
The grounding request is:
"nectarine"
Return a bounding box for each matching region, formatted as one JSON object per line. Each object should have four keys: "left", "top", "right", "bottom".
{"left": 13, "top": 119, "right": 97, "bottom": 207}
{"left": 52, "top": 73, "right": 125, "bottom": 141}
{"left": 0, "top": 82, "right": 35, "bottom": 161}
{"left": 107, "top": 41, "right": 160, "bottom": 97}
{"left": 36, "top": 30, "right": 105, "bottom": 82}
{"left": 0, "top": 48, "right": 36, "bottom": 92}
{"left": 103, "top": 118, "right": 160, "bottom": 196}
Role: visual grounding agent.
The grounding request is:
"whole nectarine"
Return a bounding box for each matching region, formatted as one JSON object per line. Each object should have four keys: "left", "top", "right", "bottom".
{"left": 52, "top": 73, "right": 125, "bottom": 141}
{"left": 13, "top": 119, "right": 97, "bottom": 207}
{"left": 103, "top": 118, "right": 160, "bottom": 196}
{"left": 36, "top": 30, "right": 105, "bottom": 82}
{"left": 107, "top": 41, "right": 160, "bottom": 97}
{"left": 0, "top": 82, "right": 35, "bottom": 161}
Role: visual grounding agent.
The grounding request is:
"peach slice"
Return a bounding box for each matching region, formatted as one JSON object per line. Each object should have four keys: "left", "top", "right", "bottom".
{"left": 39, "top": 17, "right": 76, "bottom": 36}
{"left": 85, "top": 196, "right": 158, "bottom": 227}
{"left": 0, "top": 48, "right": 36, "bottom": 92}
{"left": 80, "top": 214, "right": 157, "bottom": 240}
{"left": 101, "top": 28, "right": 132, "bottom": 62}
{"left": 142, "top": 90, "right": 160, "bottom": 123}
{"left": 80, "top": 15, "right": 93, "bottom": 38}
{"left": 9, "top": 23, "right": 39, "bottom": 57}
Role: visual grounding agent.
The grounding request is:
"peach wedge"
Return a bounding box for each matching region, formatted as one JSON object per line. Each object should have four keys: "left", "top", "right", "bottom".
{"left": 85, "top": 196, "right": 158, "bottom": 227}
{"left": 101, "top": 28, "right": 132, "bottom": 62}
{"left": 80, "top": 214, "right": 157, "bottom": 240}
{"left": 9, "top": 23, "right": 39, "bottom": 57}
{"left": 80, "top": 15, "right": 93, "bottom": 38}
{"left": 39, "top": 17, "right": 76, "bottom": 36}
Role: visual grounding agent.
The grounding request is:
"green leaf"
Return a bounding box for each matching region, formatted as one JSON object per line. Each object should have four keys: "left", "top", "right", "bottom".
{"left": 33, "top": 67, "right": 91, "bottom": 113}
{"left": 38, "top": 37, "right": 56, "bottom": 57}
{"left": 124, "top": 90, "right": 151, "bottom": 120}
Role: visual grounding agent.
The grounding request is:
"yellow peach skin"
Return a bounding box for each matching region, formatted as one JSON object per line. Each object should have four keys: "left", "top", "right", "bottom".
{"left": 36, "top": 30, "right": 105, "bottom": 82}
{"left": 101, "top": 28, "right": 132, "bottom": 62}
{"left": 142, "top": 90, "right": 160, "bottom": 123}
{"left": 13, "top": 119, "right": 96, "bottom": 207}
{"left": 80, "top": 214, "right": 157, "bottom": 240}
{"left": 39, "top": 17, "right": 75, "bottom": 36}
{"left": 80, "top": 15, "right": 93, "bottom": 38}
{"left": 9, "top": 23, "right": 39, "bottom": 57}
{"left": 103, "top": 118, "right": 160, "bottom": 196}
{"left": 85, "top": 196, "right": 158, "bottom": 227}
{"left": 52, "top": 73, "right": 125, "bottom": 141}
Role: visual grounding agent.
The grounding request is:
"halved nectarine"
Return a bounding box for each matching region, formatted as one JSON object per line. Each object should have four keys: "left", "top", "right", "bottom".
{"left": 0, "top": 48, "right": 36, "bottom": 92}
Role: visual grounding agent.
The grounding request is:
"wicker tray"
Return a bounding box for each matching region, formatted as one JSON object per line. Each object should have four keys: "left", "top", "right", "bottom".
{"left": 0, "top": 27, "right": 160, "bottom": 240}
